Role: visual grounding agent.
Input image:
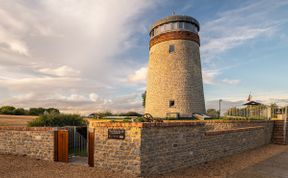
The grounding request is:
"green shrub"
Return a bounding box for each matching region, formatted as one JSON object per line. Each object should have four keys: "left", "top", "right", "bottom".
{"left": 28, "top": 112, "right": 87, "bottom": 127}
{"left": 118, "top": 112, "right": 142, "bottom": 117}
{"left": 133, "top": 117, "right": 145, "bottom": 122}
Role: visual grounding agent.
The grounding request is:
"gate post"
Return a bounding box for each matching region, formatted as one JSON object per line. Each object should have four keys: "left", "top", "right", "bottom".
{"left": 284, "top": 106, "right": 288, "bottom": 144}
{"left": 54, "top": 129, "right": 58, "bottom": 161}
{"left": 88, "top": 128, "right": 95, "bottom": 167}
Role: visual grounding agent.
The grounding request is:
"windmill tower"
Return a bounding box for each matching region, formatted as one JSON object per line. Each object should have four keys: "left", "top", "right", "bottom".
{"left": 145, "top": 15, "right": 206, "bottom": 118}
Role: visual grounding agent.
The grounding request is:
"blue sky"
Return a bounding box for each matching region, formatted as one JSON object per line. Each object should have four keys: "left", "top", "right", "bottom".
{"left": 0, "top": 0, "right": 287, "bottom": 113}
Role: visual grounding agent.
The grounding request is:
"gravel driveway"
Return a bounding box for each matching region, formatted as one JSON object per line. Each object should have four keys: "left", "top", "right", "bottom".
{"left": 0, "top": 144, "right": 287, "bottom": 178}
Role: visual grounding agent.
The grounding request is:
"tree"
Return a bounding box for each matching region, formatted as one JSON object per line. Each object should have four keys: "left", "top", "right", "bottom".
{"left": 0, "top": 106, "right": 16, "bottom": 115}
{"left": 206, "top": 109, "right": 218, "bottom": 118}
{"left": 29, "top": 108, "right": 46, "bottom": 116}
{"left": 142, "top": 91, "right": 146, "bottom": 108}
{"left": 46, "top": 108, "right": 60, "bottom": 114}
{"left": 13, "top": 108, "right": 27, "bottom": 115}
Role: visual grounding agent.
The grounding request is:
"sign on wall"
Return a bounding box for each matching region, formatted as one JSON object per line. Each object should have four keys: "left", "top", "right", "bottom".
{"left": 108, "top": 129, "right": 125, "bottom": 140}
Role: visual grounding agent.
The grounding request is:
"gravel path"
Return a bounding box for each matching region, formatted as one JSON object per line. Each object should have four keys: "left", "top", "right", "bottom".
{"left": 0, "top": 144, "right": 287, "bottom": 178}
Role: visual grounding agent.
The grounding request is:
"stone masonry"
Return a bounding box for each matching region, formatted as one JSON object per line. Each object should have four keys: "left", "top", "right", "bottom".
{"left": 145, "top": 15, "right": 205, "bottom": 118}
{"left": 145, "top": 40, "right": 205, "bottom": 118}
{"left": 90, "top": 122, "right": 142, "bottom": 175}
{"left": 0, "top": 127, "right": 55, "bottom": 160}
{"left": 89, "top": 120, "right": 275, "bottom": 177}
{"left": 272, "top": 120, "right": 288, "bottom": 144}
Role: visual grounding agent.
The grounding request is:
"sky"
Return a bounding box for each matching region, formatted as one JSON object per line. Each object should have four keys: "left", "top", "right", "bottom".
{"left": 0, "top": 0, "right": 288, "bottom": 114}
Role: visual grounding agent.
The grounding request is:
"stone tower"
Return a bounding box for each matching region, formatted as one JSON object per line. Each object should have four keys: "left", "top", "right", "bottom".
{"left": 145, "top": 15, "right": 206, "bottom": 118}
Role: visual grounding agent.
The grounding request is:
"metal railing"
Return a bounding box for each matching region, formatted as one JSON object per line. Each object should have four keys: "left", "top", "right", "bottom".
{"left": 66, "top": 126, "right": 87, "bottom": 157}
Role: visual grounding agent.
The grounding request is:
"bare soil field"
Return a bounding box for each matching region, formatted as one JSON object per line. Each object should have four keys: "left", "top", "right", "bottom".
{"left": 0, "top": 114, "right": 36, "bottom": 126}
{"left": 0, "top": 144, "right": 287, "bottom": 178}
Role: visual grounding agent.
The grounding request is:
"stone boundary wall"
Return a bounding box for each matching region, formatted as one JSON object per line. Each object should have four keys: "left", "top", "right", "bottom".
{"left": 90, "top": 122, "right": 142, "bottom": 175}
{"left": 0, "top": 126, "right": 55, "bottom": 161}
{"left": 89, "top": 120, "right": 274, "bottom": 176}
{"left": 273, "top": 120, "right": 288, "bottom": 144}
{"left": 140, "top": 121, "right": 273, "bottom": 176}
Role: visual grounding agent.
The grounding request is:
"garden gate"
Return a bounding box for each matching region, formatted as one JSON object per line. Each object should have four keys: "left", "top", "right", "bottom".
{"left": 66, "top": 126, "right": 87, "bottom": 157}
{"left": 54, "top": 129, "right": 69, "bottom": 162}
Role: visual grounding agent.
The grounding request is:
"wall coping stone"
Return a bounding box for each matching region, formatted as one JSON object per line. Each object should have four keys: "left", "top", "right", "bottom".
{"left": 90, "top": 122, "right": 205, "bottom": 128}
{"left": 205, "top": 126, "right": 265, "bottom": 136}
{"left": 0, "top": 126, "right": 55, "bottom": 131}
{"left": 89, "top": 120, "right": 273, "bottom": 128}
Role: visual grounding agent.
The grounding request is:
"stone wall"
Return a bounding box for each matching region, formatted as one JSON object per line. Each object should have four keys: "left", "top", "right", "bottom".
{"left": 0, "top": 127, "right": 55, "bottom": 160}
{"left": 141, "top": 121, "right": 273, "bottom": 176}
{"left": 272, "top": 120, "right": 288, "bottom": 144}
{"left": 90, "top": 122, "right": 142, "bottom": 175}
{"left": 89, "top": 120, "right": 274, "bottom": 176}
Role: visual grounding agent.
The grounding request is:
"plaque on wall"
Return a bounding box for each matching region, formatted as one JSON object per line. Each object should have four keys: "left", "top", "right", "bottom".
{"left": 108, "top": 129, "right": 125, "bottom": 140}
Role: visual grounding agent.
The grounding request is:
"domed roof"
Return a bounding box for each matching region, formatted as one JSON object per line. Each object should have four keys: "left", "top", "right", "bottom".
{"left": 150, "top": 15, "right": 200, "bottom": 32}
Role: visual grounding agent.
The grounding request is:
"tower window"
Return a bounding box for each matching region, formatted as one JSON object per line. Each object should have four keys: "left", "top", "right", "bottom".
{"left": 169, "top": 44, "right": 175, "bottom": 53}
{"left": 169, "top": 100, "right": 175, "bottom": 107}
{"left": 179, "top": 22, "right": 184, "bottom": 29}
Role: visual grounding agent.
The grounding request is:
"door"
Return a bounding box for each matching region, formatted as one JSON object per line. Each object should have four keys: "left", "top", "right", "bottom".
{"left": 56, "top": 130, "right": 69, "bottom": 162}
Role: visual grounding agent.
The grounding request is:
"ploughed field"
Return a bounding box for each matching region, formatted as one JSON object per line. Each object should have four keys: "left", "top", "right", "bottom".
{"left": 0, "top": 144, "right": 287, "bottom": 178}
{"left": 0, "top": 114, "right": 36, "bottom": 126}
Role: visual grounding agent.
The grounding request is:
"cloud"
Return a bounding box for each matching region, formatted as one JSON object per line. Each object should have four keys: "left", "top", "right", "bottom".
{"left": 221, "top": 79, "right": 240, "bottom": 85}
{"left": 0, "top": 0, "right": 161, "bottom": 113}
{"left": 202, "top": 69, "right": 219, "bottom": 84}
{"left": 66, "top": 94, "right": 87, "bottom": 102}
{"left": 38, "top": 65, "right": 80, "bottom": 77}
{"left": 89, "top": 93, "right": 98, "bottom": 102}
{"left": 202, "top": 69, "right": 240, "bottom": 85}
{"left": 128, "top": 67, "right": 147, "bottom": 83}
{"left": 198, "top": 0, "right": 288, "bottom": 88}
{"left": 0, "top": 7, "right": 30, "bottom": 55}
{"left": 200, "top": 0, "right": 285, "bottom": 64}
{"left": 201, "top": 27, "right": 272, "bottom": 59}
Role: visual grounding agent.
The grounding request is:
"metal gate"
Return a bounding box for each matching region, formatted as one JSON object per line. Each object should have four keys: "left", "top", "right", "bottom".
{"left": 66, "top": 126, "right": 87, "bottom": 157}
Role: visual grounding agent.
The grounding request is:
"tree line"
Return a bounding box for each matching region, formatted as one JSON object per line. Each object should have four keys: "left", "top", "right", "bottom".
{"left": 0, "top": 106, "right": 60, "bottom": 116}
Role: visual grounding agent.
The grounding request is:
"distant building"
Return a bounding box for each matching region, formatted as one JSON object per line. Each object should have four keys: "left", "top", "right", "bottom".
{"left": 145, "top": 15, "right": 206, "bottom": 118}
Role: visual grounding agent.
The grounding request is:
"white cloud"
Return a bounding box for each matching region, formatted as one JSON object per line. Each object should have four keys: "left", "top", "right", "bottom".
{"left": 0, "top": 29, "right": 29, "bottom": 55}
{"left": 38, "top": 65, "right": 80, "bottom": 77}
{"left": 66, "top": 94, "right": 87, "bottom": 102}
{"left": 201, "top": 27, "right": 272, "bottom": 58}
{"left": 202, "top": 69, "right": 240, "bottom": 85}
{"left": 221, "top": 79, "right": 240, "bottom": 85}
{"left": 89, "top": 93, "right": 98, "bottom": 102}
{"left": 0, "top": 0, "right": 160, "bottom": 113}
{"left": 200, "top": 0, "right": 284, "bottom": 64}
{"left": 128, "top": 67, "right": 147, "bottom": 83}
{"left": 202, "top": 69, "right": 219, "bottom": 84}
